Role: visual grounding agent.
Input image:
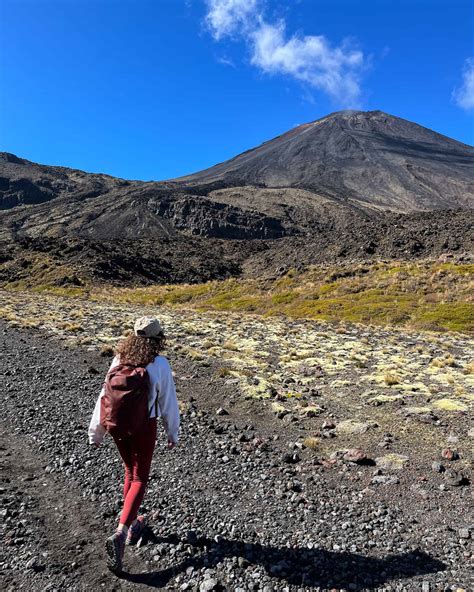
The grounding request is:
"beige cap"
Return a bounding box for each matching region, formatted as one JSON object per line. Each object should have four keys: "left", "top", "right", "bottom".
{"left": 134, "top": 316, "right": 164, "bottom": 338}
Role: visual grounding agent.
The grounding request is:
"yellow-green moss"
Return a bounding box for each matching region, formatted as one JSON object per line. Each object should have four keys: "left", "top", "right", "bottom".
{"left": 271, "top": 402, "right": 287, "bottom": 414}
{"left": 432, "top": 398, "right": 468, "bottom": 412}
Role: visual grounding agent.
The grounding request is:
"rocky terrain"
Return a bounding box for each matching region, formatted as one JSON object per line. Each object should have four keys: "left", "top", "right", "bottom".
{"left": 0, "top": 151, "right": 130, "bottom": 210}
{"left": 1, "top": 208, "right": 472, "bottom": 289}
{"left": 0, "top": 290, "right": 472, "bottom": 591}
{"left": 1, "top": 111, "right": 473, "bottom": 288}
{"left": 0, "top": 109, "right": 472, "bottom": 591}
{"left": 0, "top": 235, "right": 253, "bottom": 286}
{"left": 177, "top": 111, "right": 474, "bottom": 213}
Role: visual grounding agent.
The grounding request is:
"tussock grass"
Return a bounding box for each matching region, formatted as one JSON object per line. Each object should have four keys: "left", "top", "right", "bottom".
{"left": 95, "top": 261, "right": 472, "bottom": 332}
{"left": 3, "top": 260, "right": 473, "bottom": 332}
{"left": 222, "top": 340, "right": 239, "bottom": 351}
{"left": 463, "top": 361, "right": 474, "bottom": 375}
{"left": 57, "top": 322, "right": 84, "bottom": 333}
{"left": 302, "top": 437, "right": 320, "bottom": 450}
{"left": 100, "top": 344, "right": 115, "bottom": 357}
{"left": 215, "top": 367, "right": 233, "bottom": 378}
{"left": 384, "top": 373, "right": 400, "bottom": 386}
{"left": 431, "top": 355, "right": 457, "bottom": 368}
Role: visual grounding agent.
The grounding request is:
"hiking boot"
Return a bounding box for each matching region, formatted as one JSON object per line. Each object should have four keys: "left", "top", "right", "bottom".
{"left": 105, "top": 531, "right": 126, "bottom": 573}
{"left": 126, "top": 515, "right": 148, "bottom": 546}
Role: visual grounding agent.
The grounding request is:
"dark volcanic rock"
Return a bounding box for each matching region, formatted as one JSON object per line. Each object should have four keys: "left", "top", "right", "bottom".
{"left": 0, "top": 320, "right": 472, "bottom": 590}
{"left": 1, "top": 110, "right": 473, "bottom": 286}
{"left": 0, "top": 152, "right": 127, "bottom": 210}
{"left": 0, "top": 235, "right": 254, "bottom": 286}
{"left": 176, "top": 110, "right": 474, "bottom": 212}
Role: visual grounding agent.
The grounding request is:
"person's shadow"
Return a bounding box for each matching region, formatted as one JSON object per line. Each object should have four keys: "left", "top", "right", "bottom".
{"left": 121, "top": 531, "right": 446, "bottom": 590}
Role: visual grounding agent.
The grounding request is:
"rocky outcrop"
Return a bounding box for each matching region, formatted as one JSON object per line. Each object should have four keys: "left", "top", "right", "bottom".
{"left": 152, "top": 194, "right": 287, "bottom": 239}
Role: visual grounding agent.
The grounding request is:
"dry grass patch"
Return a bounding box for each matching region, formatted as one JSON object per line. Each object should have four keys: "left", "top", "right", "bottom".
{"left": 215, "top": 367, "right": 234, "bottom": 378}
{"left": 463, "top": 360, "right": 474, "bottom": 375}
{"left": 222, "top": 340, "right": 239, "bottom": 351}
{"left": 57, "top": 322, "right": 84, "bottom": 333}
{"left": 100, "top": 344, "right": 115, "bottom": 357}
{"left": 384, "top": 373, "right": 401, "bottom": 386}
{"left": 302, "top": 437, "right": 320, "bottom": 450}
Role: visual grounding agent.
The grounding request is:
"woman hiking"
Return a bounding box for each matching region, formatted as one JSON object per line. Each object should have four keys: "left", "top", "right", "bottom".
{"left": 88, "top": 316, "right": 180, "bottom": 574}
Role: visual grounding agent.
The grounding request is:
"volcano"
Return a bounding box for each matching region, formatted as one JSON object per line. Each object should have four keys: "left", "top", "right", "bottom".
{"left": 0, "top": 110, "right": 472, "bottom": 286}
{"left": 176, "top": 110, "right": 474, "bottom": 212}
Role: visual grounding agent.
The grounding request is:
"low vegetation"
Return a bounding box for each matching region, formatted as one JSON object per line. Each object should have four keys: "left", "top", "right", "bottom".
{"left": 2, "top": 259, "right": 473, "bottom": 332}
{"left": 0, "top": 284, "right": 472, "bottom": 449}
{"left": 94, "top": 260, "right": 473, "bottom": 332}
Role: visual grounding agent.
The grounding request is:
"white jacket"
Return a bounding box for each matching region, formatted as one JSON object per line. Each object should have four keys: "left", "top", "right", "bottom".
{"left": 88, "top": 355, "right": 180, "bottom": 445}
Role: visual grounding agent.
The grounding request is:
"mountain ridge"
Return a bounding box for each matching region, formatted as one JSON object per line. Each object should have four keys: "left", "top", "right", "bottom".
{"left": 174, "top": 110, "right": 474, "bottom": 212}
{"left": 0, "top": 110, "right": 473, "bottom": 287}
{"left": 2, "top": 110, "right": 473, "bottom": 214}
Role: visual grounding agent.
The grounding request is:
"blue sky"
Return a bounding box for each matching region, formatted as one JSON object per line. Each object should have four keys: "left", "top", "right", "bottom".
{"left": 1, "top": 0, "right": 473, "bottom": 180}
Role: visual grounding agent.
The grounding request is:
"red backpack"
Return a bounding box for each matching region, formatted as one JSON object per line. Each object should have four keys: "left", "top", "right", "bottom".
{"left": 100, "top": 364, "right": 151, "bottom": 438}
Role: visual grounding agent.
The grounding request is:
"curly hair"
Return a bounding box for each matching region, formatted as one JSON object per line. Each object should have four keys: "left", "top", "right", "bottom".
{"left": 115, "top": 333, "right": 166, "bottom": 366}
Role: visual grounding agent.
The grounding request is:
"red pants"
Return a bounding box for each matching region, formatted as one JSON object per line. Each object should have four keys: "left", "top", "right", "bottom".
{"left": 113, "top": 418, "right": 157, "bottom": 527}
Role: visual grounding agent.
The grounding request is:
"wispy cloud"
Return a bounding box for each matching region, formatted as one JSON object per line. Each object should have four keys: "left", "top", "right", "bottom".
{"left": 452, "top": 58, "right": 474, "bottom": 111}
{"left": 216, "top": 54, "right": 236, "bottom": 67}
{"left": 206, "top": 0, "right": 260, "bottom": 40}
{"left": 205, "top": 0, "right": 366, "bottom": 107}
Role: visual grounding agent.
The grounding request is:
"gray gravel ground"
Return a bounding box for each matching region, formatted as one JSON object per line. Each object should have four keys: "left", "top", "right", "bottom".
{"left": 0, "top": 320, "right": 472, "bottom": 592}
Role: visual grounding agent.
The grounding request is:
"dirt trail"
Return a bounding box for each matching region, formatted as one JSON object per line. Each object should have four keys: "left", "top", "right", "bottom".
{"left": 0, "top": 429, "right": 113, "bottom": 590}
{"left": 0, "top": 319, "right": 472, "bottom": 591}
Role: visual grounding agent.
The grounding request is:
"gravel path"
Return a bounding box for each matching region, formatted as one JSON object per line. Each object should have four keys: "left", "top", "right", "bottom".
{"left": 0, "top": 320, "right": 472, "bottom": 591}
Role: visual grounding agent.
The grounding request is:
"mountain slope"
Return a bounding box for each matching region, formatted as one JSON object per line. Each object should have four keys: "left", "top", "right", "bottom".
{"left": 176, "top": 110, "right": 474, "bottom": 212}
{"left": 0, "top": 152, "right": 133, "bottom": 209}
{"left": 1, "top": 110, "right": 473, "bottom": 287}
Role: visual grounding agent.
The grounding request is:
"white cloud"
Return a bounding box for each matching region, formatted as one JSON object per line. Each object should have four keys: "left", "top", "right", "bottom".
{"left": 453, "top": 58, "right": 474, "bottom": 111}
{"left": 216, "top": 54, "right": 236, "bottom": 67}
{"left": 206, "top": 0, "right": 260, "bottom": 40}
{"left": 204, "top": 0, "right": 365, "bottom": 107}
